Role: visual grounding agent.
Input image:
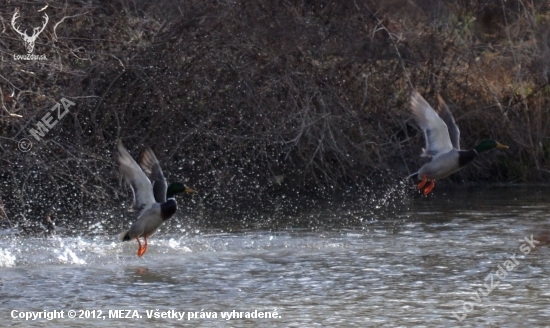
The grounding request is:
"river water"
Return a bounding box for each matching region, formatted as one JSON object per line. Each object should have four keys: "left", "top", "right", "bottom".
{"left": 1, "top": 186, "right": 550, "bottom": 327}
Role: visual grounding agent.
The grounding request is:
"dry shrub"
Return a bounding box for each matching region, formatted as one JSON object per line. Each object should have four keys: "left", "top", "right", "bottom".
{"left": 0, "top": 0, "right": 548, "bottom": 233}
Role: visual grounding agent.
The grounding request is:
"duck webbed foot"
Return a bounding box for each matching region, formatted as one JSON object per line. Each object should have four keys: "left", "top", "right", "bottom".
{"left": 417, "top": 175, "right": 428, "bottom": 189}
{"left": 136, "top": 237, "right": 145, "bottom": 257}
{"left": 417, "top": 175, "right": 435, "bottom": 195}
{"left": 423, "top": 181, "right": 435, "bottom": 195}
{"left": 137, "top": 236, "right": 148, "bottom": 257}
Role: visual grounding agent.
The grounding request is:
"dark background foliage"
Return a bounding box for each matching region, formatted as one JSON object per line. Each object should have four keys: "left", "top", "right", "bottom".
{"left": 1, "top": 0, "right": 549, "bottom": 234}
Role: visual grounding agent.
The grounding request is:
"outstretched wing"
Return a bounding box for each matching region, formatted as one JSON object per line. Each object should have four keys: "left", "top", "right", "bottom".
{"left": 139, "top": 147, "right": 168, "bottom": 204}
{"left": 410, "top": 90, "right": 454, "bottom": 157}
{"left": 436, "top": 93, "right": 460, "bottom": 150}
{"left": 117, "top": 141, "right": 156, "bottom": 215}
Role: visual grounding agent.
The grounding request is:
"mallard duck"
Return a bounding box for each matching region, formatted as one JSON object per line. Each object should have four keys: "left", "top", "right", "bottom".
{"left": 117, "top": 141, "right": 196, "bottom": 257}
{"left": 408, "top": 90, "right": 508, "bottom": 195}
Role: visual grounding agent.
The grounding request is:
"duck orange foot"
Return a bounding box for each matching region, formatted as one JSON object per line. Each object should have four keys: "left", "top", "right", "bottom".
{"left": 136, "top": 236, "right": 149, "bottom": 257}
{"left": 417, "top": 175, "right": 435, "bottom": 195}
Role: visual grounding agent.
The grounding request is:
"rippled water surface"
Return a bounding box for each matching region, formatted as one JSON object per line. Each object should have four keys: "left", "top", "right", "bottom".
{"left": 1, "top": 187, "right": 550, "bottom": 327}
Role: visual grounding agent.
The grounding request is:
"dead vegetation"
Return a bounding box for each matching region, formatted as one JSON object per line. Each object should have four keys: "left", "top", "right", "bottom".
{"left": 0, "top": 0, "right": 549, "bottom": 233}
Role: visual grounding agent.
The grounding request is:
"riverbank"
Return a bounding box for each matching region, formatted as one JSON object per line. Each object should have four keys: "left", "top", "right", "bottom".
{"left": 1, "top": 1, "right": 549, "bottom": 229}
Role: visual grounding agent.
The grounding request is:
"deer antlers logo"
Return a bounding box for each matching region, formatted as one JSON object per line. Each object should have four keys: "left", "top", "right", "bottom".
{"left": 11, "top": 9, "right": 49, "bottom": 54}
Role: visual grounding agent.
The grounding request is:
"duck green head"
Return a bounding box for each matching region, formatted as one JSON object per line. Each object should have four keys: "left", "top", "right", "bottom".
{"left": 474, "top": 140, "right": 509, "bottom": 153}
{"left": 167, "top": 182, "right": 197, "bottom": 198}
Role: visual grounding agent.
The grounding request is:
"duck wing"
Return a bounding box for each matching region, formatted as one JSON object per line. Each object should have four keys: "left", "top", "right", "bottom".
{"left": 139, "top": 147, "right": 168, "bottom": 203}
{"left": 410, "top": 90, "right": 454, "bottom": 157}
{"left": 117, "top": 141, "right": 156, "bottom": 215}
{"left": 436, "top": 93, "right": 460, "bottom": 150}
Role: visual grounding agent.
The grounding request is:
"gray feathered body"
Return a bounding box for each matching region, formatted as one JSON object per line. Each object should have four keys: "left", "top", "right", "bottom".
{"left": 127, "top": 204, "right": 164, "bottom": 239}
{"left": 119, "top": 199, "right": 178, "bottom": 242}
{"left": 416, "top": 149, "right": 477, "bottom": 180}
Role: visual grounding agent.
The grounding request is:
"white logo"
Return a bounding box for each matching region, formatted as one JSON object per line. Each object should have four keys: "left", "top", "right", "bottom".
{"left": 11, "top": 9, "right": 48, "bottom": 55}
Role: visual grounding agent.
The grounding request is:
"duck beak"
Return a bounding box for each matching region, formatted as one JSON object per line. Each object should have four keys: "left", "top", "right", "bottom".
{"left": 496, "top": 142, "right": 509, "bottom": 149}
{"left": 184, "top": 186, "right": 197, "bottom": 194}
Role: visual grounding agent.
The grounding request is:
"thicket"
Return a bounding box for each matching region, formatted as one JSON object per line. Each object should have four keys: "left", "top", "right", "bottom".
{"left": 0, "top": 0, "right": 549, "bottom": 233}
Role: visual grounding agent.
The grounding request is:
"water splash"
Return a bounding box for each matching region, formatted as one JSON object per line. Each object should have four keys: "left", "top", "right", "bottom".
{"left": 57, "top": 247, "right": 86, "bottom": 265}
{"left": 0, "top": 248, "right": 16, "bottom": 267}
{"left": 53, "top": 238, "right": 90, "bottom": 265}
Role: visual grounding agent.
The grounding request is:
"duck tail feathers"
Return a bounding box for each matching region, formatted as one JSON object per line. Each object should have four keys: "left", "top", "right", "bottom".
{"left": 119, "top": 230, "right": 131, "bottom": 242}
{"left": 407, "top": 172, "right": 419, "bottom": 181}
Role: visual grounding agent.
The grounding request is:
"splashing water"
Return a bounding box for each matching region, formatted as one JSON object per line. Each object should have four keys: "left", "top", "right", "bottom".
{"left": 0, "top": 248, "right": 16, "bottom": 267}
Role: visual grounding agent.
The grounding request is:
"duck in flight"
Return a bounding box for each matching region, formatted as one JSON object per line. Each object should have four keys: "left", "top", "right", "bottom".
{"left": 408, "top": 90, "right": 508, "bottom": 195}
{"left": 117, "top": 141, "right": 196, "bottom": 256}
